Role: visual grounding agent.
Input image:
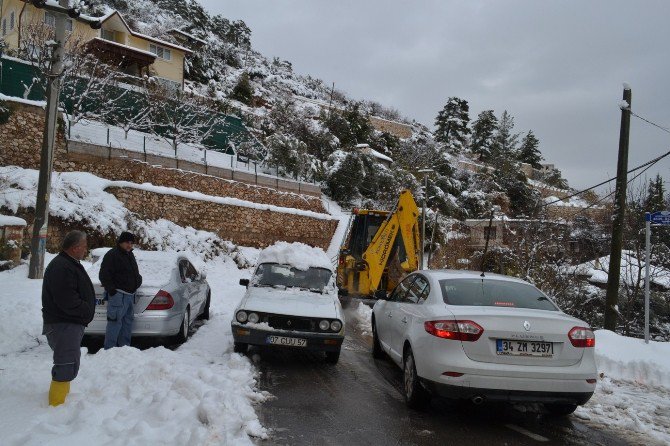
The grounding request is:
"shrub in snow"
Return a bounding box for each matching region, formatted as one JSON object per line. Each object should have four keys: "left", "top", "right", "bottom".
{"left": 0, "top": 99, "right": 11, "bottom": 124}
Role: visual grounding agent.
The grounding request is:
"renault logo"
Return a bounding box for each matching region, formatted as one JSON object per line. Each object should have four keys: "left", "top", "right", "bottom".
{"left": 523, "top": 321, "right": 531, "bottom": 331}
{"left": 287, "top": 320, "right": 292, "bottom": 326}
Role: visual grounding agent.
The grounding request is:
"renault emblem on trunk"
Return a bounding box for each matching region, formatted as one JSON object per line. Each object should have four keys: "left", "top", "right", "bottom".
{"left": 523, "top": 321, "right": 531, "bottom": 331}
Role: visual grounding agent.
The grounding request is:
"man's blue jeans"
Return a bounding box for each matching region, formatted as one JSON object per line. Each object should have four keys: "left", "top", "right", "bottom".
{"left": 104, "top": 291, "right": 134, "bottom": 349}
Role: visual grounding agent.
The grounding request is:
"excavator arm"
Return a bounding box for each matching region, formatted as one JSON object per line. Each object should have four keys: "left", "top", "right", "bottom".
{"left": 358, "top": 190, "right": 420, "bottom": 295}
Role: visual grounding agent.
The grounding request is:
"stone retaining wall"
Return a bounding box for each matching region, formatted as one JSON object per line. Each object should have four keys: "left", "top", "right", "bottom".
{"left": 107, "top": 187, "right": 338, "bottom": 249}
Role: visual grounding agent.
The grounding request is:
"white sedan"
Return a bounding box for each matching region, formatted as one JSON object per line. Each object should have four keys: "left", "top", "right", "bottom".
{"left": 372, "top": 269, "right": 597, "bottom": 415}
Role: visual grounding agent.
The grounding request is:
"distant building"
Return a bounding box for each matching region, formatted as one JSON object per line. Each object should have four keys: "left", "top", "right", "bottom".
{"left": 1, "top": 1, "right": 192, "bottom": 89}
{"left": 355, "top": 143, "right": 393, "bottom": 167}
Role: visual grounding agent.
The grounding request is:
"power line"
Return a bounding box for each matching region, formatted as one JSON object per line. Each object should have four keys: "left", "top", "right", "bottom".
{"left": 543, "top": 148, "right": 670, "bottom": 207}
{"left": 631, "top": 111, "right": 670, "bottom": 135}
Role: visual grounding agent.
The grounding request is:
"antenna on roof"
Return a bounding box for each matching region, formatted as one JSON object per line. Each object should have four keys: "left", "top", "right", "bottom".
{"left": 480, "top": 206, "right": 500, "bottom": 277}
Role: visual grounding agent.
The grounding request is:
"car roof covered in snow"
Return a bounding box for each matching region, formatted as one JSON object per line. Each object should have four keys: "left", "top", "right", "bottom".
{"left": 421, "top": 269, "right": 534, "bottom": 285}
{"left": 257, "top": 241, "right": 332, "bottom": 272}
{"left": 87, "top": 248, "right": 201, "bottom": 288}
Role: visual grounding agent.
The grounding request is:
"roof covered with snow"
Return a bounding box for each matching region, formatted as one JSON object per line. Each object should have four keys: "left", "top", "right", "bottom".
{"left": 257, "top": 241, "right": 332, "bottom": 271}
{"left": 565, "top": 251, "right": 670, "bottom": 289}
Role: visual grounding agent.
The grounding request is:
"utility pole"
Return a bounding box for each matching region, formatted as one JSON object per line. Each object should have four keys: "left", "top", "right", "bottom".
{"left": 418, "top": 169, "right": 434, "bottom": 269}
{"left": 604, "top": 84, "right": 632, "bottom": 330}
{"left": 28, "top": 0, "right": 69, "bottom": 279}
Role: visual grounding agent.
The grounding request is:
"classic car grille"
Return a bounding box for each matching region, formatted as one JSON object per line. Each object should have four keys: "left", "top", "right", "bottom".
{"left": 267, "top": 315, "right": 315, "bottom": 332}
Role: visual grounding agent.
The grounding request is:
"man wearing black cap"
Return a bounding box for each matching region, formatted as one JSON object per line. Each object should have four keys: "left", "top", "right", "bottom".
{"left": 99, "top": 232, "right": 142, "bottom": 349}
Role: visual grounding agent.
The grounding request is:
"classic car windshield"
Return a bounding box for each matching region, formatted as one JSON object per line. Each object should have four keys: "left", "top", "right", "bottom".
{"left": 252, "top": 263, "right": 332, "bottom": 291}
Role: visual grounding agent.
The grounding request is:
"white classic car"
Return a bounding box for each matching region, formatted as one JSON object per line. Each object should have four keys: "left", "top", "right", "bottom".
{"left": 231, "top": 242, "right": 345, "bottom": 363}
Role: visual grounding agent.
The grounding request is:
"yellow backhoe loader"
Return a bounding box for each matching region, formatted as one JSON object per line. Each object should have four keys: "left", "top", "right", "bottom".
{"left": 337, "top": 190, "right": 420, "bottom": 301}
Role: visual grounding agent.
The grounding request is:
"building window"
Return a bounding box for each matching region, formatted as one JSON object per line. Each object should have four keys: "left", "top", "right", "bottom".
{"left": 44, "top": 12, "right": 73, "bottom": 31}
{"left": 1, "top": 18, "right": 6, "bottom": 37}
{"left": 101, "top": 28, "right": 115, "bottom": 41}
{"left": 10, "top": 11, "right": 15, "bottom": 30}
{"left": 149, "top": 43, "right": 171, "bottom": 61}
{"left": 44, "top": 11, "right": 55, "bottom": 27}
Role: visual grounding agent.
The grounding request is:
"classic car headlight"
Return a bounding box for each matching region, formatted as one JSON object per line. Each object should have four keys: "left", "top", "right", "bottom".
{"left": 319, "top": 320, "right": 330, "bottom": 331}
{"left": 248, "top": 312, "right": 260, "bottom": 324}
{"left": 330, "top": 320, "right": 342, "bottom": 332}
{"left": 236, "top": 310, "right": 248, "bottom": 323}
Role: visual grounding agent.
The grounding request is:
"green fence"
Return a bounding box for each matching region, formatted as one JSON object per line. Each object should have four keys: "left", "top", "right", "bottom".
{"left": 0, "top": 56, "right": 262, "bottom": 155}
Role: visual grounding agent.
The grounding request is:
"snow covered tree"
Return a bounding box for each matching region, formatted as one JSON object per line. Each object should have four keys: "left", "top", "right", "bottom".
{"left": 491, "top": 110, "right": 519, "bottom": 159}
{"left": 434, "top": 97, "right": 470, "bottom": 154}
{"left": 148, "top": 85, "right": 222, "bottom": 155}
{"left": 265, "top": 133, "right": 309, "bottom": 180}
{"left": 517, "top": 130, "right": 543, "bottom": 168}
{"left": 470, "top": 110, "right": 498, "bottom": 161}
{"left": 326, "top": 151, "right": 365, "bottom": 206}
{"left": 343, "top": 102, "right": 374, "bottom": 146}
{"left": 230, "top": 72, "right": 254, "bottom": 105}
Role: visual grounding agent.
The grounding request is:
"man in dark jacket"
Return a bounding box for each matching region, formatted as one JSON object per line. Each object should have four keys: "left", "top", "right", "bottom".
{"left": 100, "top": 231, "right": 142, "bottom": 349}
{"left": 42, "top": 230, "right": 95, "bottom": 406}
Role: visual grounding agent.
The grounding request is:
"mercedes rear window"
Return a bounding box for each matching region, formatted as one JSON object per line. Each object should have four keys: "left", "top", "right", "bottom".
{"left": 439, "top": 278, "right": 559, "bottom": 311}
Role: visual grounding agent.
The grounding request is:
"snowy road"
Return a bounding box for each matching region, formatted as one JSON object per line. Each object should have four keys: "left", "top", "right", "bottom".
{"left": 252, "top": 313, "right": 652, "bottom": 446}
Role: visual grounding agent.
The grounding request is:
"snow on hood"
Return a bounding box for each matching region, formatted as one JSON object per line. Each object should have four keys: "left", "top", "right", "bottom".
{"left": 257, "top": 241, "right": 332, "bottom": 271}
{"left": 241, "top": 286, "right": 339, "bottom": 319}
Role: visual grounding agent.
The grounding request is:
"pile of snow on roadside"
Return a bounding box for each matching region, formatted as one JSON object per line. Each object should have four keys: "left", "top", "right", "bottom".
{"left": 257, "top": 241, "right": 332, "bottom": 271}
{"left": 576, "top": 330, "right": 670, "bottom": 444}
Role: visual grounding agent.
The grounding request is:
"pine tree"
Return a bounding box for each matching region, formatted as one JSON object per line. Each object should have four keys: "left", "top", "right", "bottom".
{"left": 434, "top": 97, "right": 470, "bottom": 154}
{"left": 230, "top": 72, "right": 254, "bottom": 105}
{"left": 470, "top": 110, "right": 498, "bottom": 161}
{"left": 645, "top": 174, "right": 666, "bottom": 212}
{"left": 517, "top": 130, "right": 543, "bottom": 168}
{"left": 491, "top": 110, "right": 519, "bottom": 159}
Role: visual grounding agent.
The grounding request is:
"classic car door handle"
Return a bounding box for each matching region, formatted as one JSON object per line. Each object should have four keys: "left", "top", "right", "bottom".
{"left": 401, "top": 317, "right": 408, "bottom": 324}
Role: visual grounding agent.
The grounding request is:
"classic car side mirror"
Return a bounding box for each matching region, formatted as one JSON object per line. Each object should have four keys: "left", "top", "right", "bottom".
{"left": 239, "top": 278, "right": 250, "bottom": 287}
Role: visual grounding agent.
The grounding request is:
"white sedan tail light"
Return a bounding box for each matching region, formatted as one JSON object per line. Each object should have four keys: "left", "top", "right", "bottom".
{"left": 568, "top": 326, "right": 595, "bottom": 348}
{"left": 424, "top": 320, "right": 484, "bottom": 342}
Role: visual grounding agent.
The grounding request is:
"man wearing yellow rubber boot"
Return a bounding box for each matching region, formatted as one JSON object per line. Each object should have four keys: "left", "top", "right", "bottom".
{"left": 41, "top": 231, "right": 96, "bottom": 406}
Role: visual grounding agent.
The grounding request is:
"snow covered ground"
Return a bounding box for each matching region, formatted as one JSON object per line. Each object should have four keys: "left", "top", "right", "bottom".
{"left": 0, "top": 252, "right": 267, "bottom": 445}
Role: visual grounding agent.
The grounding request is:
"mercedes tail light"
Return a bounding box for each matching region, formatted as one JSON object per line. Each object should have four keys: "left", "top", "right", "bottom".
{"left": 568, "top": 326, "right": 595, "bottom": 347}
{"left": 424, "top": 320, "right": 484, "bottom": 342}
{"left": 146, "top": 290, "right": 174, "bottom": 310}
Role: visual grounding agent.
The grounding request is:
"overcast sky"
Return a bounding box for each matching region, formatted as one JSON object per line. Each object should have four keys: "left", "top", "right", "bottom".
{"left": 201, "top": 0, "right": 670, "bottom": 191}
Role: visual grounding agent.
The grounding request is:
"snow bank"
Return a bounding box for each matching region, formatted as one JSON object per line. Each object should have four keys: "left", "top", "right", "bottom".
{"left": 257, "top": 241, "right": 332, "bottom": 271}
{"left": 0, "top": 215, "right": 27, "bottom": 226}
{"left": 574, "top": 330, "right": 670, "bottom": 444}
{"left": 595, "top": 330, "right": 670, "bottom": 388}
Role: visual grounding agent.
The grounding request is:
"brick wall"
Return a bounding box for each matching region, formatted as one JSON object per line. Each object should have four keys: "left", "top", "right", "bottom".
{"left": 108, "top": 187, "right": 338, "bottom": 249}
{"left": 0, "top": 102, "right": 325, "bottom": 212}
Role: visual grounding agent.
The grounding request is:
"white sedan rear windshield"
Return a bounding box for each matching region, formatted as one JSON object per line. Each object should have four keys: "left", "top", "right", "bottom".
{"left": 439, "top": 278, "right": 558, "bottom": 311}
{"left": 253, "top": 263, "right": 332, "bottom": 290}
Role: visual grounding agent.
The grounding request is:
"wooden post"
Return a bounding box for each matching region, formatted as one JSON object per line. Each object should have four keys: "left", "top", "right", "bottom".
{"left": 604, "top": 85, "right": 632, "bottom": 331}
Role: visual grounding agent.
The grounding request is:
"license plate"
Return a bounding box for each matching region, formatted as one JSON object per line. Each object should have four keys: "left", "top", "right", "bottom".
{"left": 496, "top": 339, "right": 554, "bottom": 357}
{"left": 266, "top": 336, "right": 307, "bottom": 347}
